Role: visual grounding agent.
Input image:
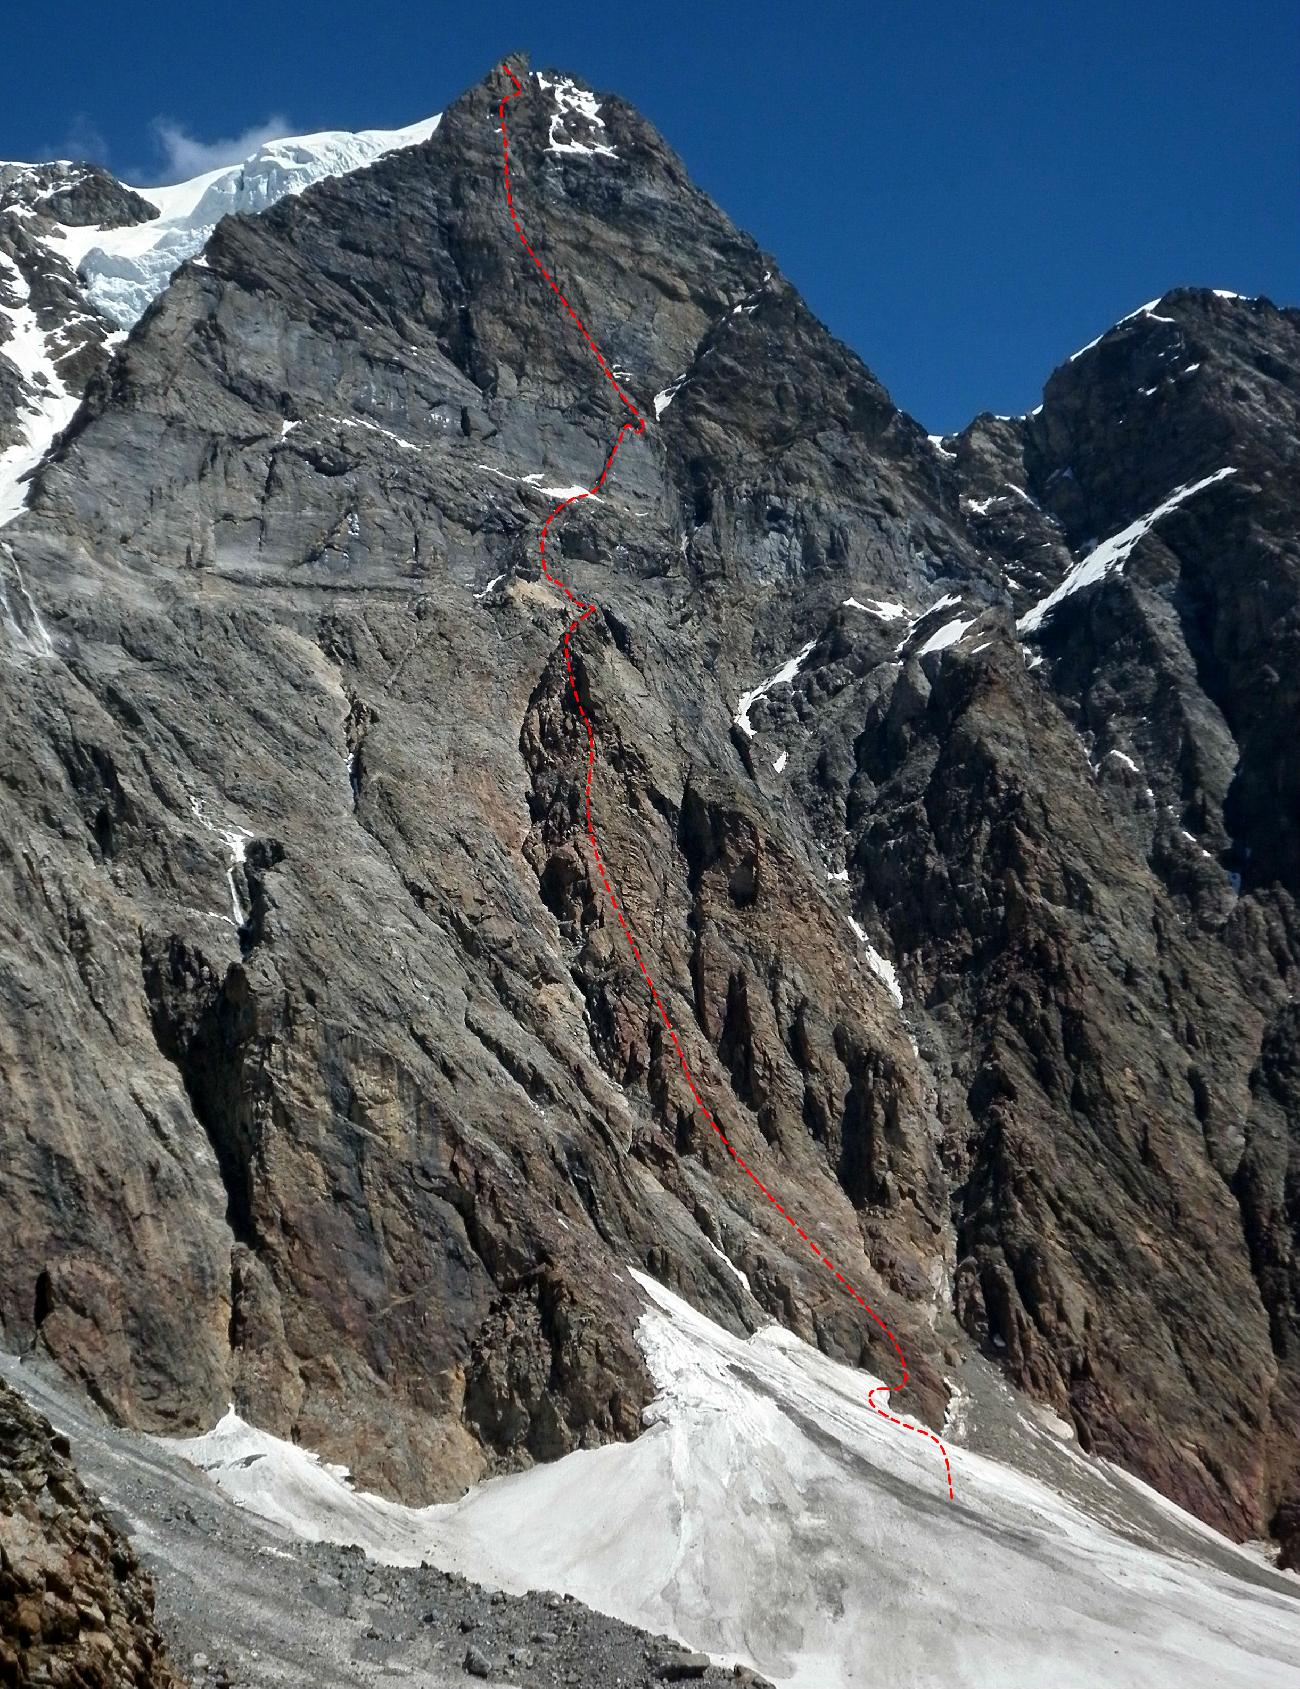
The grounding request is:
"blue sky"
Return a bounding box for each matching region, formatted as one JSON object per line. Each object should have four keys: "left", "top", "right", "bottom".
{"left": 4, "top": 0, "right": 1295, "bottom": 433}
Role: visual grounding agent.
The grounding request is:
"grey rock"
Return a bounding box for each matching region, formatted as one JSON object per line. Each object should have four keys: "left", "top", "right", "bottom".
{"left": 0, "top": 159, "right": 158, "bottom": 229}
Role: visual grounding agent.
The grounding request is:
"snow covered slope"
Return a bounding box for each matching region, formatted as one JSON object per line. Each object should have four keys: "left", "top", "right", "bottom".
{"left": 168, "top": 1271, "right": 1299, "bottom": 1689}
{"left": 38, "top": 115, "right": 440, "bottom": 327}
{"left": 0, "top": 247, "right": 86, "bottom": 526}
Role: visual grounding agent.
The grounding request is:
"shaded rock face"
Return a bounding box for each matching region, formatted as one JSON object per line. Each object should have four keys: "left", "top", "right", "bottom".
{"left": 0, "top": 1380, "right": 182, "bottom": 1688}
{"left": 940, "top": 291, "right": 1300, "bottom": 1536}
{"left": 0, "top": 58, "right": 1297, "bottom": 1554}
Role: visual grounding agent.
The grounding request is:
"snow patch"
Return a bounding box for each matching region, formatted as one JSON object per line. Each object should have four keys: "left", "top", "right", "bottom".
{"left": 705, "top": 1238, "right": 753, "bottom": 1297}
{"left": 339, "top": 416, "right": 419, "bottom": 452}
{"left": 916, "top": 615, "right": 975, "bottom": 656}
{"left": 1018, "top": 468, "right": 1237, "bottom": 633}
{"left": 0, "top": 545, "right": 55, "bottom": 657}
{"left": 734, "top": 638, "right": 816, "bottom": 738}
{"left": 478, "top": 465, "right": 603, "bottom": 503}
{"left": 894, "top": 592, "right": 963, "bottom": 655}
{"left": 187, "top": 797, "right": 253, "bottom": 926}
{"left": 843, "top": 595, "right": 909, "bottom": 621}
{"left": 942, "top": 1378, "right": 973, "bottom": 1442}
{"left": 653, "top": 375, "right": 688, "bottom": 418}
{"left": 219, "top": 828, "right": 253, "bottom": 925}
{"left": 534, "top": 74, "right": 617, "bottom": 159}
{"left": 848, "top": 918, "right": 904, "bottom": 1007}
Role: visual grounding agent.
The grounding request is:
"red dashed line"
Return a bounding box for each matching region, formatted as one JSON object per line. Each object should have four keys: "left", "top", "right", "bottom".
{"left": 496, "top": 61, "right": 954, "bottom": 1502}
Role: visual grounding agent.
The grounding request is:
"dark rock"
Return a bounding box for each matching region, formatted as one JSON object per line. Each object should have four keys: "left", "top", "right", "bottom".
{"left": 1272, "top": 1497, "right": 1300, "bottom": 1572}
{"left": 652, "top": 1649, "right": 712, "bottom": 1679}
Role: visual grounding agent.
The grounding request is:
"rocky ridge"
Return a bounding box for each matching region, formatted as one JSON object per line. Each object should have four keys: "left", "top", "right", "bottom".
{"left": 0, "top": 55, "right": 1297, "bottom": 1568}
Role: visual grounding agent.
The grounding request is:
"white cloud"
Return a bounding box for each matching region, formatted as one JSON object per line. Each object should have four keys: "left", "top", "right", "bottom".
{"left": 149, "top": 114, "right": 291, "bottom": 181}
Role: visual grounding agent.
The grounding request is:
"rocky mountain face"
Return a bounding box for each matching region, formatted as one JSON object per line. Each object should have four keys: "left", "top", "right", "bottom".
{"left": 0, "top": 1378, "right": 182, "bottom": 1687}
{"left": 1, "top": 119, "right": 446, "bottom": 532}
{"left": 1, "top": 55, "right": 1297, "bottom": 1567}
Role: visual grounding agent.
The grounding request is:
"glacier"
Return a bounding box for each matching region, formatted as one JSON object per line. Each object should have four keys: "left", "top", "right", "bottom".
{"left": 163, "top": 1267, "right": 1300, "bottom": 1689}
{"left": 37, "top": 114, "right": 441, "bottom": 328}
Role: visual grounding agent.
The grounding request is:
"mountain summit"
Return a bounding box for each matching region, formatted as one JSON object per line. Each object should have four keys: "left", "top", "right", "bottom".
{"left": 2, "top": 59, "right": 1298, "bottom": 1686}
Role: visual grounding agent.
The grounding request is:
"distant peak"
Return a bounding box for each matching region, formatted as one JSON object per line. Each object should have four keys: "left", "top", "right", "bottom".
{"left": 24, "top": 112, "right": 442, "bottom": 329}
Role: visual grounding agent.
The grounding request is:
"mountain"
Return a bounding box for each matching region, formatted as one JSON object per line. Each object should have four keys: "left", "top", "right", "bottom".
{"left": 1, "top": 55, "right": 1298, "bottom": 1684}
{"left": 1, "top": 114, "right": 439, "bottom": 522}
{"left": 29, "top": 115, "right": 444, "bottom": 330}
